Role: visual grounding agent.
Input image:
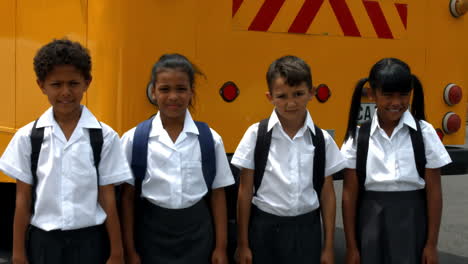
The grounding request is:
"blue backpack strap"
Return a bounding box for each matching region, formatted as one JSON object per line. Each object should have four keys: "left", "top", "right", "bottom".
{"left": 131, "top": 117, "right": 154, "bottom": 197}
{"left": 253, "top": 118, "right": 271, "bottom": 196}
{"left": 194, "top": 121, "right": 216, "bottom": 190}
{"left": 409, "top": 118, "right": 427, "bottom": 180}
{"left": 356, "top": 121, "right": 371, "bottom": 192}
{"left": 89, "top": 127, "right": 103, "bottom": 186}
{"left": 310, "top": 125, "right": 326, "bottom": 200}
{"left": 30, "top": 119, "right": 44, "bottom": 214}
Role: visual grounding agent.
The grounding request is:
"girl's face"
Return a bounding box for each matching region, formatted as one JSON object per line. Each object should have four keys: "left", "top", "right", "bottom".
{"left": 369, "top": 88, "right": 410, "bottom": 125}
{"left": 151, "top": 69, "right": 193, "bottom": 121}
{"left": 266, "top": 77, "right": 313, "bottom": 123}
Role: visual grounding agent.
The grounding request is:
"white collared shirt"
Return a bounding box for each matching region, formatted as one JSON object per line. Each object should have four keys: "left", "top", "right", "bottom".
{"left": 120, "top": 110, "right": 235, "bottom": 209}
{"left": 231, "top": 110, "right": 346, "bottom": 216}
{"left": 341, "top": 110, "right": 452, "bottom": 191}
{"left": 0, "top": 106, "right": 132, "bottom": 231}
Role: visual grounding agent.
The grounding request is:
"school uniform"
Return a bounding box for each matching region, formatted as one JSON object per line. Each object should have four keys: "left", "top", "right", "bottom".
{"left": 341, "top": 110, "right": 452, "bottom": 264}
{"left": 120, "top": 110, "right": 235, "bottom": 264}
{"left": 231, "top": 110, "right": 346, "bottom": 264}
{"left": 0, "top": 106, "right": 132, "bottom": 264}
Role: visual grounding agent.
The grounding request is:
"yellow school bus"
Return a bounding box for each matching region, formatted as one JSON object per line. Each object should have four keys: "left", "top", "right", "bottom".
{"left": 0, "top": 0, "right": 467, "bottom": 247}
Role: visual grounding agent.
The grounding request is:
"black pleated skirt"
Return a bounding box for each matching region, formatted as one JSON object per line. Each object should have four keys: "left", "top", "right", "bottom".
{"left": 135, "top": 198, "right": 214, "bottom": 264}
{"left": 249, "top": 205, "right": 322, "bottom": 264}
{"left": 27, "top": 224, "right": 109, "bottom": 264}
{"left": 357, "top": 189, "right": 427, "bottom": 264}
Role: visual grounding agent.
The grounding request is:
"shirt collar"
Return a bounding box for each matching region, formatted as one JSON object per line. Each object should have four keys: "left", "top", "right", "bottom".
{"left": 35, "top": 105, "right": 101, "bottom": 129}
{"left": 150, "top": 110, "right": 198, "bottom": 137}
{"left": 370, "top": 109, "right": 417, "bottom": 135}
{"left": 267, "top": 109, "right": 316, "bottom": 135}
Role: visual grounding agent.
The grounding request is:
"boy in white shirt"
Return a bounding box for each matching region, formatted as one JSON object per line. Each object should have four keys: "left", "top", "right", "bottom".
{"left": 0, "top": 39, "right": 132, "bottom": 264}
{"left": 233, "top": 56, "right": 345, "bottom": 264}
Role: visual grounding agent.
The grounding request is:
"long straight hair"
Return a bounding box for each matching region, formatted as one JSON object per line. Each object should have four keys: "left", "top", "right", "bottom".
{"left": 344, "top": 58, "right": 426, "bottom": 142}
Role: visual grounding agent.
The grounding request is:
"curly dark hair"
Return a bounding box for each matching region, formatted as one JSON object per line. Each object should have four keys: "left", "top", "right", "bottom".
{"left": 33, "top": 38, "right": 92, "bottom": 81}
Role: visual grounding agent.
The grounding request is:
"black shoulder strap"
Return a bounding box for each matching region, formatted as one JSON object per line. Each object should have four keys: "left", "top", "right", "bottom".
{"left": 356, "top": 121, "right": 371, "bottom": 191}
{"left": 253, "top": 118, "right": 271, "bottom": 195}
{"left": 409, "top": 119, "right": 427, "bottom": 179}
{"left": 30, "top": 120, "right": 103, "bottom": 213}
{"left": 30, "top": 119, "right": 44, "bottom": 214}
{"left": 194, "top": 121, "right": 216, "bottom": 190}
{"left": 310, "top": 125, "right": 325, "bottom": 199}
{"left": 89, "top": 128, "right": 104, "bottom": 185}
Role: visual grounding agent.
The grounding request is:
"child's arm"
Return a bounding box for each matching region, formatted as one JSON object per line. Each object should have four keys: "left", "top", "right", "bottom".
{"left": 320, "top": 176, "right": 336, "bottom": 264}
{"left": 120, "top": 183, "right": 140, "bottom": 264}
{"left": 12, "top": 180, "right": 32, "bottom": 264}
{"left": 422, "top": 168, "right": 443, "bottom": 263}
{"left": 210, "top": 188, "right": 229, "bottom": 264}
{"left": 342, "top": 168, "right": 360, "bottom": 264}
{"left": 98, "top": 185, "right": 124, "bottom": 264}
{"left": 236, "top": 168, "right": 254, "bottom": 264}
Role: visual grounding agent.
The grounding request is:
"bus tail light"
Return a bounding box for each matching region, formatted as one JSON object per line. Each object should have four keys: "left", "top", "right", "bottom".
{"left": 450, "top": 0, "right": 468, "bottom": 17}
{"left": 436, "top": 128, "right": 445, "bottom": 141}
{"left": 442, "top": 112, "right": 461, "bottom": 134}
{"left": 444, "top": 83, "right": 463, "bottom": 106}
{"left": 315, "top": 84, "right": 331, "bottom": 103}
{"left": 219, "top": 81, "right": 239, "bottom": 102}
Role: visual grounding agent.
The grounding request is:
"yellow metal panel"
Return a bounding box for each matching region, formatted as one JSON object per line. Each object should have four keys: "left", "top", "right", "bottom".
{"left": 15, "top": 0, "right": 87, "bottom": 128}
{"left": 87, "top": 0, "right": 199, "bottom": 133}
{"left": 423, "top": 0, "right": 468, "bottom": 145}
{"left": 0, "top": 0, "right": 16, "bottom": 132}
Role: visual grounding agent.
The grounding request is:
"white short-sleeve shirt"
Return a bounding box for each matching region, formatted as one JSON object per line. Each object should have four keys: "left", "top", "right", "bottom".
{"left": 341, "top": 110, "right": 452, "bottom": 191}
{"left": 120, "top": 110, "right": 235, "bottom": 209}
{"left": 0, "top": 106, "right": 133, "bottom": 231}
{"left": 231, "top": 110, "right": 346, "bottom": 217}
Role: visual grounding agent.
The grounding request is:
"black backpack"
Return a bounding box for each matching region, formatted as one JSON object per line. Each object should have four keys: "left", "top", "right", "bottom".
{"left": 253, "top": 118, "right": 326, "bottom": 199}
{"left": 30, "top": 119, "right": 103, "bottom": 214}
{"left": 356, "top": 117, "right": 427, "bottom": 192}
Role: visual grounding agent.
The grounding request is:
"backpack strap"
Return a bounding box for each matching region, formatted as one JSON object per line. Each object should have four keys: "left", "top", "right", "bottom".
{"left": 194, "top": 121, "right": 216, "bottom": 190}
{"left": 253, "top": 118, "right": 326, "bottom": 198}
{"left": 356, "top": 117, "right": 427, "bottom": 190}
{"left": 409, "top": 119, "right": 427, "bottom": 179}
{"left": 310, "top": 125, "right": 326, "bottom": 199}
{"left": 29, "top": 120, "right": 103, "bottom": 214}
{"left": 89, "top": 128, "right": 103, "bottom": 185}
{"left": 356, "top": 121, "right": 372, "bottom": 192}
{"left": 30, "top": 119, "right": 44, "bottom": 214}
{"left": 130, "top": 118, "right": 217, "bottom": 197}
{"left": 253, "top": 118, "right": 271, "bottom": 195}
{"left": 131, "top": 117, "right": 154, "bottom": 197}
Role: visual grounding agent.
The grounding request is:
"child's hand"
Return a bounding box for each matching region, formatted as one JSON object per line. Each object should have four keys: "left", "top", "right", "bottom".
{"left": 211, "top": 247, "right": 228, "bottom": 264}
{"left": 345, "top": 248, "right": 360, "bottom": 264}
{"left": 422, "top": 245, "right": 438, "bottom": 264}
{"left": 321, "top": 247, "right": 334, "bottom": 264}
{"left": 124, "top": 250, "right": 141, "bottom": 264}
{"left": 235, "top": 246, "right": 252, "bottom": 264}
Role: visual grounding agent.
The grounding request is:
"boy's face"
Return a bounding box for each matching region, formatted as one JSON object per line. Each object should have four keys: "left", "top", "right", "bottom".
{"left": 266, "top": 77, "right": 313, "bottom": 122}
{"left": 38, "top": 65, "right": 90, "bottom": 119}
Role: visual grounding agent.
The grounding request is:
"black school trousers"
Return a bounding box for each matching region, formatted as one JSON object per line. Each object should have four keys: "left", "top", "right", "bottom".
{"left": 249, "top": 205, "right": 322, "bottom": 264}
{"left": 27, "top": 224, "right": 109, "bottom": 264}
{"left": 135, "top": 198, "right": 214, "bottom": 264}
{"left": 357, "top": 190, "right": 427, "bottom": 264}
